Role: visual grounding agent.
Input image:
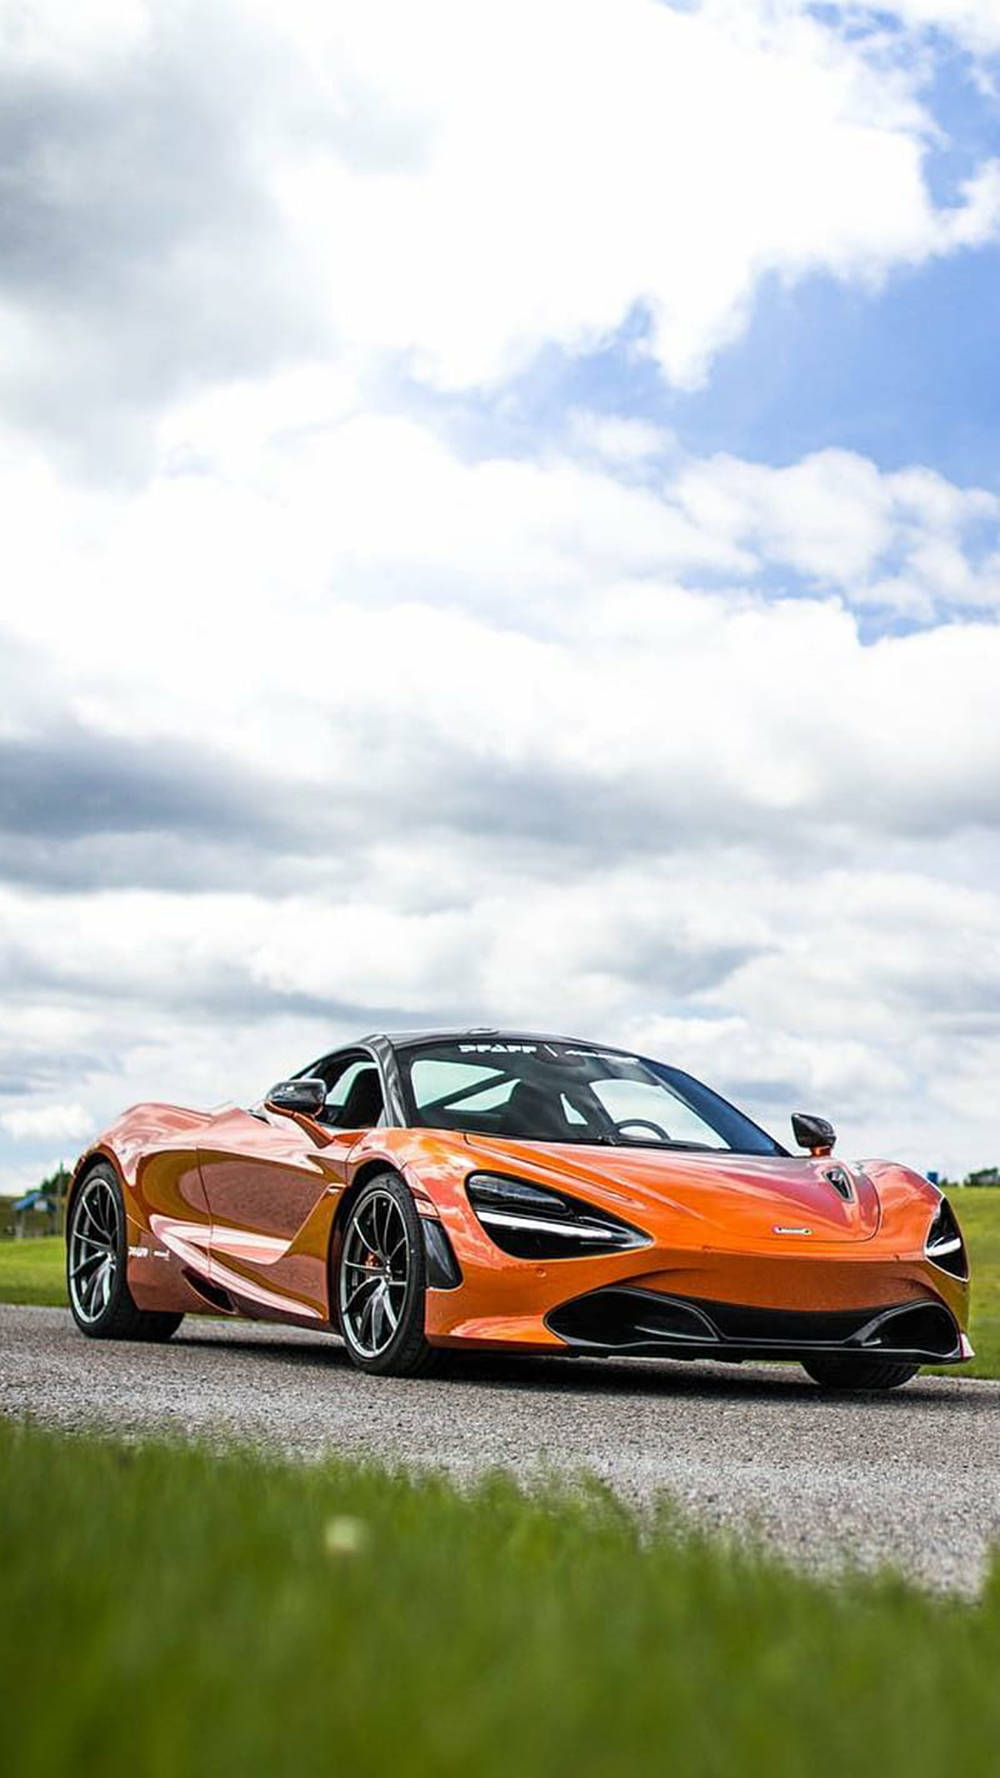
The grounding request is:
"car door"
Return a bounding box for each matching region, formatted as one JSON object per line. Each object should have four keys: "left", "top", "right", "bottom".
{"left": 198, "top": 1053, "right": 386, "bottom": 1321}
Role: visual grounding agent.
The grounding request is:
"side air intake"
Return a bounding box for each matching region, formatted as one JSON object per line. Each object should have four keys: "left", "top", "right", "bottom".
{"left": 924, "top": 1198, "right": 969, "bottom": 1280}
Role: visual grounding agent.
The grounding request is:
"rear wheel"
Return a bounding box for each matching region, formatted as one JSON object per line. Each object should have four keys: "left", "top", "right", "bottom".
{"left": 802, "top": 1355, "right": 920, "bottom": 1392}
{"left": 335, "top": 1173, "right": 440, "bottom": 1376}
{"left": 66, "top": 1164, "right": 183, "bottom": 1342}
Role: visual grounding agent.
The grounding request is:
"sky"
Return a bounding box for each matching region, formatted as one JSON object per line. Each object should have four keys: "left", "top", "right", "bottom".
{"left": 1, "top": 0, "right": 999, "bottom": 1188}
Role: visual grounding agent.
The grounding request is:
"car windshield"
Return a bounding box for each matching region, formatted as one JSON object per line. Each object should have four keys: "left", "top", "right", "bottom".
{"left": 399, "top": 1039, "right": 783, "bottom": 1155}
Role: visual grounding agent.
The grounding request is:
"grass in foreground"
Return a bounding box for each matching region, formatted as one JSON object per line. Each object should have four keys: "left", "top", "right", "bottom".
{"left": 2, "top": 1188, "right": 998, "bottom": 1375}
{"left": 1, "top": 1420, "right": 1000, "bottom": 1778}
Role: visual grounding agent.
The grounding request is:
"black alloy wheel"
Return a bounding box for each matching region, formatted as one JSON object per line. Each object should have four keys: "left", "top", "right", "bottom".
{"left": 66, "top": 1163, "right": 183, "bottom": 1342}
{"left": 336, "top": 1172, "right": 441, "bottom": 1376}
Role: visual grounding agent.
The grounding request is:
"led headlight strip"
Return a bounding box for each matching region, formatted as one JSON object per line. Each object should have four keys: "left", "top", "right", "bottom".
{"left": 466, "top": 1172, "right": 650, "bottom": 1260}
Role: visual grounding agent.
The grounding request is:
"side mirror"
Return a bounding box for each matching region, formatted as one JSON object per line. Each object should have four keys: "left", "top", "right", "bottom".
{"left": 791, "top": 1112, "right": 836, "bottom": 1157}
{"left": 266, "top": 1078, "right": 326, "bottom": 1118}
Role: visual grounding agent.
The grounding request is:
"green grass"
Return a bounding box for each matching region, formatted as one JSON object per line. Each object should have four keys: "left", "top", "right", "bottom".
{"left": 0, "top": 1234, "right": 65, "bottom": 1304}
{"left": 3, "top": 1188, "right": 998, "bottom": 1374}
{"left": 1, "top": 1419, "right": 999, "bottom": 1778}
{"left": 947, "top": 1188, "right": 1000, "bottom": 1378}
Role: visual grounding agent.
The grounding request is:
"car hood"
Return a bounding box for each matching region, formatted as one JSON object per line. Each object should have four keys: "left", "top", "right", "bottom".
{"left": 460, "top": 1134, "right": 881, "bottom": 1245}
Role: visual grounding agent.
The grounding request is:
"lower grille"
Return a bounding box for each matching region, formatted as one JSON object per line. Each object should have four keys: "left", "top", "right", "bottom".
{"left": 546, "top": 1288, "right": 961, "bottom": 1362}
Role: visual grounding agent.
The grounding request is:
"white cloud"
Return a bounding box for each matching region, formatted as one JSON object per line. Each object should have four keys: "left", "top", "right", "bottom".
{"left": 0, "top": 1103, "right": 94, "bottom": 1144}
{"left": 279, "top": 0, "right": 995, "bottom": 391}
{"left": 1, "top": 396, "right": 1000, "bottom": 1177}
{"left": 4, "top": 413, "right": 996, "bottom": 797}
{"left": 869, "top": 0, "right": 1000, "bottom": 55}
{"left": 2, "top": 840, "right": 998, "bottom": 1179}
{"left": 260, "top": 0, "right": 1000, "bottom": 387}
{"left": 674, "top": 447, "right": 999, "bottom": 611}
{"left": 567, "top": 412, "right": 673, "bottom": 468}
{"left": 1, "top": 1, "right": 999, "bottom": 1191}
{"left": 2, "top": 0, "right": 999, "bottom": 452}
{"left": 2, "top": 403, "right": 999, "bottom": 795}
{"left": 0, "top": 0, "right": 151, "bottom": 70}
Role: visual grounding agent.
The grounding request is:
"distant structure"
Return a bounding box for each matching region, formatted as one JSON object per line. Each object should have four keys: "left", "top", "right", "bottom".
{"left": 11, "top": 1189, "right": 61, "bottom": 1239}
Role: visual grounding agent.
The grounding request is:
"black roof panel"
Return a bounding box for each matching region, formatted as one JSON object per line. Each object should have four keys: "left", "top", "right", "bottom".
{"left": 368, "top": 1029, "right": 628, "bottom": 1053}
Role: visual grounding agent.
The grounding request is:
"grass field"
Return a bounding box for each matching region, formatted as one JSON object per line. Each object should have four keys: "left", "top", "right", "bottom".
{"left": 1, "top": 1417, "right": 1000, "bottom": 1778}
{"left": 0, "top": 1234, "right": 66, "bottom": 1304}
{"left": 940, "top": 1188, "right": 1000, "bottom": 1378}
{"left": 2, "top": 1187, "right": 997, "bottom": 1374}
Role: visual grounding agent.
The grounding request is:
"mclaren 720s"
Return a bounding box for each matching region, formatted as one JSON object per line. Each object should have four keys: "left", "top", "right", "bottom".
{"left": 66, "top": 1029, "right": 973, "bottom": 1391}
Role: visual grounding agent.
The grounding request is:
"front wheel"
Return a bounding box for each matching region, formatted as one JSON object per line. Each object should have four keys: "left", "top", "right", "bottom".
{"left": 802, "top": 1355, "right": 920, "bottom": 1392}
{"left": 335, "top": 1173, "right": 440, "bottom": 1376}
{"left": 66, "top": 1164, "right": 183, "bottom": 1342}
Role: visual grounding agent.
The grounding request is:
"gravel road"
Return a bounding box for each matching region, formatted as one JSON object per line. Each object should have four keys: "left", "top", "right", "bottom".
{"left": 3, "top": 1302, "right": 999, "bottom": 1592}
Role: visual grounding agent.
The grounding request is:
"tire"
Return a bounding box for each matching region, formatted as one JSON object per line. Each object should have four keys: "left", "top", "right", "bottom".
{"left": 802, "top": 1355, "right": 920, "bottom": 1392}
{"left": 334, "top": 1172, "right": 441, "bottom": 1377}
{"left": 66, "top": 1163, "right": 183, "bottom": 1343}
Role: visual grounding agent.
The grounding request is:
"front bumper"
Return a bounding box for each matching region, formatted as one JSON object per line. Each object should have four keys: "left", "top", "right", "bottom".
{"left": 545, "top": 1286, "right": 969, "bottom": 1365}
{"left": 423, "top": 1238, "right": 971, "bottom": 1361}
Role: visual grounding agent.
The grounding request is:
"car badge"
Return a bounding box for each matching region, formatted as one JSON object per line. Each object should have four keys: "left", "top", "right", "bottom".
{"left": 773, "top": 1225, "right": 812, "bottom": 1235}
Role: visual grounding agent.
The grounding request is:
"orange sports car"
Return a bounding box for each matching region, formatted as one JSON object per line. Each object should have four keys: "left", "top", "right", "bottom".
{"left": 66, "top": 1029, "right": 972, "bottom": 1391}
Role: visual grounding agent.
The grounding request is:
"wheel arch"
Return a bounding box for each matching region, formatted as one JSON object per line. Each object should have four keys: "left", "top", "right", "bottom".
{"left": 326, "top": 1154, "right": 444, "bottom": 1319}
{"left": 328, "top": 1157, "right": 406, "bottom": 1256}
{"left": 66, "top": 1145, "right": 127, "bottom": 1220}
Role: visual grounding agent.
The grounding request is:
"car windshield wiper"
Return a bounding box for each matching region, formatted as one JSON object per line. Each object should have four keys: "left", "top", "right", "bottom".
{"left": 613, "top": 1138, "right": 717, "bottom": 1151}
{"left": 517, "top": 1132, "right": 618, "bottom": 1145}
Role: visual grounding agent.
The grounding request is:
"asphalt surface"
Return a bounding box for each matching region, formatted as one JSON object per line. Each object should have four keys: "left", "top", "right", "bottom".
{"left": 3, "top": 1302, "right": 999, "bottom": 1592}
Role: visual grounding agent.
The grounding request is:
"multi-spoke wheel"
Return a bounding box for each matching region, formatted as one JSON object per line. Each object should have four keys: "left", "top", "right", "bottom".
{"left": 68, "top": 1171, "right": 121, "bottom": 1325}
{"left": 335, "top": 1173, "right": 440, "bottom": 1375}
{"left": 66, "top": 1163, "right": 183, "bottom": 1342}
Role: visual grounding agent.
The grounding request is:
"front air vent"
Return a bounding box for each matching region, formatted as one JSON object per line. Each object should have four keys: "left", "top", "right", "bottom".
{"left": 421, "top": 1217, "right": 463, "bottom": 1289}
{"left": 924, "top": 1198, "right": 969, "bottom": 1280}
{"left": 548, "top": 1289, "right": 719, "bottom": 1349}
{"left": 855, "top": 1300, "right": 960, "bottom": 1358}
{"left": 824, "top": 1166, "right": 854, "bottom": 1201}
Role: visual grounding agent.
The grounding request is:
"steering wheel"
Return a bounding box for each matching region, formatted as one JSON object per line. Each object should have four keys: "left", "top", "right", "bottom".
{"left": 614, "top": 1117, "right": 671, "bottom": 1142}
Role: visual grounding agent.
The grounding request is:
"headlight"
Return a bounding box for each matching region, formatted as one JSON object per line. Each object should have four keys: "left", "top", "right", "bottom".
{"left": 925, "top": 1198, "right": 969, "bottom": 1280}
{"left": 466, "top": 1172, "right": 650, "bottom": 1260}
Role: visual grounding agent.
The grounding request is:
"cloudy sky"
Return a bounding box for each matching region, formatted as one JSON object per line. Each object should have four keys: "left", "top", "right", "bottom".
{"left": 2, "top": 0, "right": 999, "bottom": 1188}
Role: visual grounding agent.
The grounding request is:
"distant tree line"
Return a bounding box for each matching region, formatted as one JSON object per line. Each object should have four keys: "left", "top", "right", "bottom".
{"left": 39, "top": 1165, "right": 72, "bottom": 1199}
